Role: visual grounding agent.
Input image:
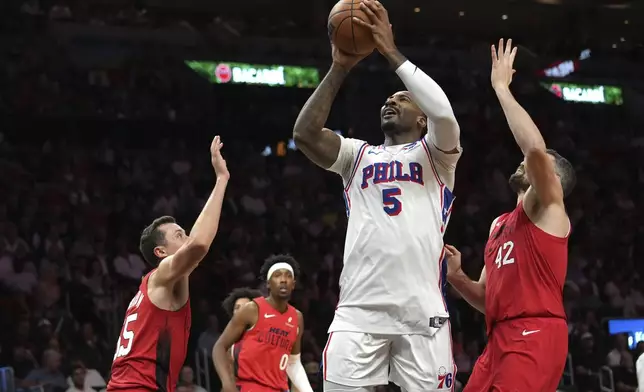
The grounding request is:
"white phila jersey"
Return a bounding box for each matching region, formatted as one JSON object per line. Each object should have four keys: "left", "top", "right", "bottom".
{"left": 327, "top": 133, "right": 461, "bottom": 336}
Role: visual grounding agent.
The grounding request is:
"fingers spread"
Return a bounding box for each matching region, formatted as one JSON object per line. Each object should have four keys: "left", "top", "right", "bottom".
{"left": 360, "top": 2, "right": 379, "bottom": 24}
{"left": 504, "top": 38, "right": 513, "bottom": 57}
{"left": 352, "top": 16, "right": 372, "bottom": 29}
{"left": 510, "top": 46, "right": 518, "bottom": 64}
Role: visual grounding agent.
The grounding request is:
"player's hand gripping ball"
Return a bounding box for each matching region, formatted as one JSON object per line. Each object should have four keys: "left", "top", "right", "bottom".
{"left": 352, "top": 0, "right": 397, "bottom": 55}
{"left": 328, "top": 0, "right": 376, "bottom": 55}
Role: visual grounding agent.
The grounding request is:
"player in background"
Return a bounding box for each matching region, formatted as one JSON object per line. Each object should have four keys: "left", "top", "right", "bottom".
{"left": 215, "top": 287, "right": 263, "bottom": 373}
{"left": 213, "top": 255, "right": 313, "bottom": 392}
{"left": 445, "top": 39, "right": 576, "bottom": 391}
{"left": 107, "top": 136, "right": 229, "bottom": 392}
{"left": 293, "top": 1, "right": 461, "bottom": 391}
{"left": 222, "top": 287, "right": 264, "bottom": 319}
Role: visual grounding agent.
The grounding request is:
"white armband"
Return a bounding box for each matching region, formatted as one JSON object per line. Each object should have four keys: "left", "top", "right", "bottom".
{"left": 286, "top": 354, "right": 313, "bottom": 392}
{"left": 395, "top": 60, "right": 460, "bottom": 151}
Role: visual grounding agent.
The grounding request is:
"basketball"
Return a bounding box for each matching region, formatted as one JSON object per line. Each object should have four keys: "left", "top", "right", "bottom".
{"left": 328, "top": 0, "right": 375, "bottom": 56}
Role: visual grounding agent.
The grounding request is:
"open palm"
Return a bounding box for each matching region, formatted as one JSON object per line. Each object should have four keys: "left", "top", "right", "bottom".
{"left": 491, "top": 38, "right": 517, "bottom": 90}
{"left": 210, "top": 136, "right": 229, "bottom": 179}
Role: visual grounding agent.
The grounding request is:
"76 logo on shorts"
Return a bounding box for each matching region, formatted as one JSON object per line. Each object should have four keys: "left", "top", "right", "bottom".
{"left": 437, "top": 366, "right": 453, "bottom": 389}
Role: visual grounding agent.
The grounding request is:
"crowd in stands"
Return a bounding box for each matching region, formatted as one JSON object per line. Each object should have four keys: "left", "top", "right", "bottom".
{"left": 1, "top": 0, "right": 644, "bottom": 392}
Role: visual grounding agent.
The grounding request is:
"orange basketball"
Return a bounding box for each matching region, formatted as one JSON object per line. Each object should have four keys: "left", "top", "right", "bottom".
{"left": 328, "top": 0, "right": 376, "bottom": 56}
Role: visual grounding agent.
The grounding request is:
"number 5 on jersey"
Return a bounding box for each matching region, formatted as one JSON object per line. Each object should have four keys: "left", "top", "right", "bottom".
{"left": 113, "top": 313, "right": 137, "bottom": 360}
{"left": 382, "top": 188, "right": 402, "bottom": 216}
{"left": 495, "top": 241, "right": 515, "bottom": 269}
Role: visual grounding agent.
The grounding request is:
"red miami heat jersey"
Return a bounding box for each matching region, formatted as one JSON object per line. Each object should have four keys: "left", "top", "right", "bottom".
{"left": 483, "top": 201, "right": 568, "bottom": 334}
{"left": 107, "top": 270, "right": 191, "bottom": 392}
{"left": 234, "top": 297, "right": 299, "bottom": 391}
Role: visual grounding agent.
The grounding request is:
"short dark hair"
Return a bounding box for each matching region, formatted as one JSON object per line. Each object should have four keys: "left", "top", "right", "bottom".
{"left": 70, "top": 359, "right": 86, "bottom": 372}
{"left": 221, "top": 287, "right": 263, "bottom": 317}
{"left": 139, "top": 216, "right": 176, "bottom": 266}
{"left": 546, "top": 149, "right": 576, "bottom": 198}
{"left": 259, "top": 254, "right": 300, "bottom": 282}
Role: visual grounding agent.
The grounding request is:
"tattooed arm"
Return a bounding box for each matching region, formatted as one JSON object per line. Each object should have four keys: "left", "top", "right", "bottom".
{"left": 292, "top": 64, "right": 348, "bottom": 169}
{"left": 382, "top": 49, "right": 407, "bottom": 69}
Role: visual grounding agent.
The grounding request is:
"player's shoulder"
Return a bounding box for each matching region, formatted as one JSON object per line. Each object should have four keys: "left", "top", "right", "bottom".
{"left": 246, "top": 298, "right": 260, "bottom": 310}
{"left": 337, "top": 133, "right": 366, "bottom": 145}
{"left": 239, "top": 299, "right": 259, "bottom": 317}
{"left": 148, "top": 255, "right": 177, "bottom": 287}
{"left": 340, "top": 135, "right": 369, "bottom": 151}
{"left": 236, "top": 299, "right": 259, "bottom": 327}
{"left": 489, "top": 214, "right": 509, "bottom": 236}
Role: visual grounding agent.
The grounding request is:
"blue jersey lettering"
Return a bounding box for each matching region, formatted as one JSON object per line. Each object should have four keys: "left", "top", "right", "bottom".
{"left": 360, "top": 161, "right": 424, "bottom": 189}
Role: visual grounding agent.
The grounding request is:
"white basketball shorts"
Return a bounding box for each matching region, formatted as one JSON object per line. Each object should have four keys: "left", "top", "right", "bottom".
{"left": 322, "top": 322, "right": 456, "bottom": 392}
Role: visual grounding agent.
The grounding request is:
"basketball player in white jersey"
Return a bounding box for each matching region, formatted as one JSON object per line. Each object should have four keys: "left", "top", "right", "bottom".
{"left": 293, "top": 1, "right": 461, "bottom": 391}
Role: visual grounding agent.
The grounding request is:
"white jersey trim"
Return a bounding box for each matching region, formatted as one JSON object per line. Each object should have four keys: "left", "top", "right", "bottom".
{"left": 437, "top": 247, "right": 448, "bottom": 314}
{"left": 420, "top": 137, "right": 444, "bottom": 187}
{"left": 344, "top": 143, "right": 369, "bottom": 191}
{"left": 342, "top": 143, "right": 368, "bottom": 215}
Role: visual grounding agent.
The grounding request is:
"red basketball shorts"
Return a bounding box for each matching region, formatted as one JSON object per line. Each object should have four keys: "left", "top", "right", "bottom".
{"left": 464, "top": 317, "right": 568, "bottom": 392}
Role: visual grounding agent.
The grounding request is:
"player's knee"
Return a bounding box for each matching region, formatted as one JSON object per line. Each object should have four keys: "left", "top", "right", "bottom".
{"left": 323, "top": 380, "right": 375, "bottom": 392}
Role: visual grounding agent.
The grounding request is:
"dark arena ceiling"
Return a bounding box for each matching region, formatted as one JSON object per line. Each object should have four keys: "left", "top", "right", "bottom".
{"left": 201, "top": 0, "right": 642, "bottom": 53}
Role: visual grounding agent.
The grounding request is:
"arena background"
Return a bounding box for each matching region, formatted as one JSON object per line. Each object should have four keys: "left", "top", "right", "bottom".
{"left": 0, "top": 0, "right": 643, "bottom": 391}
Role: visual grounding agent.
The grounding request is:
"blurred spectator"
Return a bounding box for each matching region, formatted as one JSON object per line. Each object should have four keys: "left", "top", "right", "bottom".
{"left": 20, "top": 0, "right": 44, "bottom": 15}
{"left": 10, "top": 345, "right": 38, "bottom": 383}
{"left": 3, "top": 223, "right": 30, "bottom": 256}
{"left": 49, "top": 3, "right": 72, "bottom": 20}
{"left": 607, "top": 334, "right": 633, "bottom": 368}
{"left": 37, "top": 265, "right": 62, "bottom": 310}
{"left": 177, "top": 384, "right": 192, "bottom": 392}
{"left": 113, "top": 240, "right": 146, "bottom": 281}
{"left": 71, "top": 323, "right": 109, "bottom": 371}
{"left": 153, "top": 189, "right": 179, "bottom": 216}
{"left": 7, "top": 260, "right": 39, "bottom": 294}
{"left": 23, "top": 349, "right": 67, "bottom": 392}
{"left": 612, "top": 354, "right": 638, "bottom": 392}
{"left": 66, "top": 363, "right": 90, "bottom": 392}
{"left": 35, "top": 319, "right": 55, "bottom": 353}
{"left": 454, "top": 339, "right": 479, "bottom": 383}
{"left": 65, "top": 361, "right": 107, "bottom": 392}
{"left": 197, "top": 314, "right": 220, "bottom": 357}
{"left": 178, "top": 366, "right": 207, "bottom": 392}
{"left": 572, "top": 332, "right": 602, "bottom": 392}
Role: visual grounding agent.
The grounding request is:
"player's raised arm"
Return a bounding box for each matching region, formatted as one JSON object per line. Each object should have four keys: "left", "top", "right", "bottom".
{"left": 444, "top": 245, "right": 486, "bottom": 314}
{"left": 293, "top": 45, "right": 366, "bottom": 169}
{"left": 151, "top": 136, "right": 229, "bottom": 286}
{"left": 491, "top": 39, "right": 546, "bottom": 155}
{"left": 214, "top": 301, "right": 259, "bottom": 392}
{"left": 354, "top": 0, "right": 460, "bottom": 156}
{"left": 285, "top": 310, "right": 314, "bottom": 392}
{"left": 491, "top": 39, "right": 575, "bottom": 212}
